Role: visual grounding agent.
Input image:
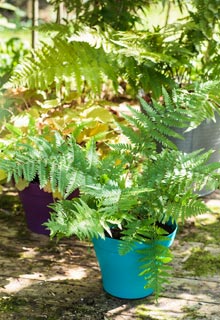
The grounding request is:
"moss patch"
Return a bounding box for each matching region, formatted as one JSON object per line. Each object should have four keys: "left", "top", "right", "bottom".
{"left": 183, "top": 247, "right": 220, "bottom": 276}
{"left": 0, "top": 296, "right": 28, "bottom": 312}
{"left": 182, "top": 222, "right": 220, "bottom": 245}
{"left": 136, "top": 305, "right": 173, "bottom": 320}
{"left": 182, "top": 305, "right": 208, "bottom": 320}
{"left": 178, "top": 212, "right": 220, "bottom": 245}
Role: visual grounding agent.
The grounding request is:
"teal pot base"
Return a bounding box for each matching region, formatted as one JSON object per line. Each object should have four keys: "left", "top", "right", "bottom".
{"left": 93, "top": 223, "right": 177, "bottom": 300}
{"left": 104, "top": 286, "right": 154, "bottom": 300}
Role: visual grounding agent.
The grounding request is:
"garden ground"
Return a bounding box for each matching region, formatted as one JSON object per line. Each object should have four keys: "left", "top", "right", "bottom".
{"left": 0, "top": 186, "right": 220, "bottom": 320}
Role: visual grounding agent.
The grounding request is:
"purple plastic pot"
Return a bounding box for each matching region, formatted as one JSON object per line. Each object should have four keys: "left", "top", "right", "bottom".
{"left": 18, "top": 182, "right": 79, "bottom": 235}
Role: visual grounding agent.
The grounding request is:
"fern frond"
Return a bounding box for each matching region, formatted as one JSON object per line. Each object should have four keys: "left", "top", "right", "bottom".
{"left": 49, "top": 159, "right": 58, "bottom": 192}
{"left": 173, "top": 81, "right": 220, "bottom": 129}
{"left": 165, "top": 198, "right": 209, "bottom": 223}
{"left": 22, "top": 161, "right": 37, "bottom": 182}
{"left": 123, "top": 106, "right": 177, "bottom": 150}
{"left": 38, "top": 161, "right": 49, "bottom": 189}
{"left": 116, "top": 121, "right": 154, "bottom": 152}
{"left": 37, "top": 22, "right": 70, "bottom": 35}
{"left": 85, "top": 138, "right": 99, "bottom": 169}
{"left": 64, "top": 170, "right": 86, "bottom": 198}
{"left": 119, "top": 89, "right": 193, "bottom": 152}
{"left": 138, "top": 242, "right": 173, "bottom": 301}
{"left": 118, "top": 240, "right": 135, "bottom": 256}
{"left": 0, "top": 131, "right": 105, "bottom": 198}
{"left": 8, "top": 38, "right": 118, "bottom": 97}
{"left": 46, "top": 198, "right": 108, "bottom": 240}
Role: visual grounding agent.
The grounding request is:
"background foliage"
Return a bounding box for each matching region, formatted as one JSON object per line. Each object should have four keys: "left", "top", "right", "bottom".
{"left": 1, "top": 0, "right": 220, "bottom": 154}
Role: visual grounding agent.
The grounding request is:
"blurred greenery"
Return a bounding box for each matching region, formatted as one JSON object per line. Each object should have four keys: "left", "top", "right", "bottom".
{"left": 1, "top": 0, "right": 220, "bottom": 136}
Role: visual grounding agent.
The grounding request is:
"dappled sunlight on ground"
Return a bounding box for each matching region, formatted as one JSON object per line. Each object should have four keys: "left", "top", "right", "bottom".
{"left": 1, "top": 277, "right": 34, "bottom": 294}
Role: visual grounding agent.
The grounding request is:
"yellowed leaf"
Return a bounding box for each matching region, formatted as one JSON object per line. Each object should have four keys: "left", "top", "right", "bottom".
{"left": 37, "top": 99, "right": 60, "bottom": 109}
{"left": 88, "top": 123, "right": 109, "bottom": 137}
{"left": 43, "top": 182, "right": 52, "bottom": 193}
{"left": 52, "top": 190, "right": 62, "bottom": 199}
{"left": 115, "top": 159, "right": 122, "bottom": 166}
{"left": 28, "top": 107, "right": 40, "bottom": 118}
{"left": 15, "top": 178, "right": 29, "bottom": 191}
{"left": 82, "top": 106, "right": 114, "bottom": 123}
{"left": 0, "top": 169, "right": 7, "bottom": 182}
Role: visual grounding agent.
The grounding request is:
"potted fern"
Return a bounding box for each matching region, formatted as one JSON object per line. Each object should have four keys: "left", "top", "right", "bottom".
{"left": 0, "top": 98, "right": 119, "bottom": 234}
{"left": 0, "top": 132, "right": 91, "bottom": 234}
{"left": 44, "top": 97, "right": 220, "bottom": 300}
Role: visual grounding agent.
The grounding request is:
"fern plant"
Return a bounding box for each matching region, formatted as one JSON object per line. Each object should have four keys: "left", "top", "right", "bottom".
{"left": 7, "top": 36, "right": 119, "bottom": 99}
{"left": 6, "top": 24, "right": 220, "bottom": 130}
{"left": 118, "top": 87, "right": 191, "bottom": 151}
{"left": 43, "top": 97, "right": 220, "bottom": 300}
{"left": 0, "top": 131, "right": 99, "bottom": 198}
{"left": 5, "top": 24, "right": 185, "bottom": 99}
{"left": 1, "top": 93, "right": 219, "bottom": 299}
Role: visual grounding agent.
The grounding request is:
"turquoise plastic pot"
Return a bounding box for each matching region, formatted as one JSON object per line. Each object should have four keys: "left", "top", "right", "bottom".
{"left": 93, "top": 223, "right": 177, "bottom": 299}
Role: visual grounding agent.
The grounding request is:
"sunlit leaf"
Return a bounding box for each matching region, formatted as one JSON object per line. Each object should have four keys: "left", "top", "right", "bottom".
{"left": 15, "top": 178, "right": 29, "bottom": 191}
